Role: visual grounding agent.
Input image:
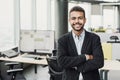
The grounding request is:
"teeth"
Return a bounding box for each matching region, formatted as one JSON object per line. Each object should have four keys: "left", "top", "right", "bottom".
{"left": 76, "top": 24, "right": 79, "bottom": 25}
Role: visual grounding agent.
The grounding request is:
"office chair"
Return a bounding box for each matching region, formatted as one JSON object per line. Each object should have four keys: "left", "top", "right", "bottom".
{"left": 46, "top": 50, "right": 63, "bottom": 80}
{"left": 107, "top": 35, "right": 120, "bottom": 43}
{"left": 110, "top": 36, "right": 119, "bottom": 42}
{"left": 5, "top": 47, "right": 26, "bottom": 80}
{"left": 52, "top": 49, "right": 57, "bottom": 56}
{"left": 0, "top": 47, "right": 26, "bottom": 80}
{"left": 5, "top": 62, "right": 25, "bottom": 80}
{"left": 0, "top": 70, "right": 3, "bottom": 80}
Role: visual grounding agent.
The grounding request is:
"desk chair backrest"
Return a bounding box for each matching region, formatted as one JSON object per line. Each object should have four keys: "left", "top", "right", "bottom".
{"left": 46, "top": 57, "right": 63, "bottom": 80}
{"left": 0, "top": 70, "right": 3, "bottom": 80}
{"left": 5, "top": 62, "right": 26, "bottom": 80}
{"left": 46, "top": 57, "right": 63, "bottom": 74}
{"left": 47, "top": 49, "right": 63, "bottom": 80}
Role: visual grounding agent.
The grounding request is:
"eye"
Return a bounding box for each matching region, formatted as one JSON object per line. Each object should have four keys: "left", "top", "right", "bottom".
{"left": 71, "top": 17, "right": 76, "bottom": 20}
{"left": 78, "top": 17, "right": 84, "bottom": 19}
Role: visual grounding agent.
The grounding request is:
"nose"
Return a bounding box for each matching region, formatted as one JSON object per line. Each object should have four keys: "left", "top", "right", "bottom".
{"left": 75, "top": 18, "right": 79, "bottom": 23}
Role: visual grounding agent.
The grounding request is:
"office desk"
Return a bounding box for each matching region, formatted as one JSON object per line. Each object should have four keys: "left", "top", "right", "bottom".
{"left": 0, "top": 53, "right": 48, "bottom": 73}
{"left": 0, "top": 53, "right": 47, "bottom": 65}
{"left": 101, "top": 60, "right": 120, "bottom": 70}
{"left": 100, "top": 60, "right": 120, "bottom": 80}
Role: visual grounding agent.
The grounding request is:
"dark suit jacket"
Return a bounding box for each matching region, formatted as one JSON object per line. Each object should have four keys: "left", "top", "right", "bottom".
{"left": 57, "top": 30, "right": 104, "bottom": 80}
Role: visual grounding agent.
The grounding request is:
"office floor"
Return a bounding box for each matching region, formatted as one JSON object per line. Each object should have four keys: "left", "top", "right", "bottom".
{"left": 108, "top": 70, "right": 120, "bottom": 80}
{"left": 23, "top": 65, "right": 50, "bottom": 80}
{"left": 23, "top": 65, "right": 120, "bottom": 80}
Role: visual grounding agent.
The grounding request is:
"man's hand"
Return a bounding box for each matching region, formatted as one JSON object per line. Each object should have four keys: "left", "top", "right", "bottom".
{"left": 85, "top": 54, "right": 93, "bottom": 60}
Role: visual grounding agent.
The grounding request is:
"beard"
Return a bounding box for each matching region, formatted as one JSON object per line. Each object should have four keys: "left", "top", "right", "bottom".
{"left": 71, "top": 23, "right": 84, "bottom": 31}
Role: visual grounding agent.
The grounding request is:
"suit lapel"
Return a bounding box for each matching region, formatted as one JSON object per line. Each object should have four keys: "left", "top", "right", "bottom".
{"left": 68, "top": 31, "right": 91, "bottom": 55}
{"left": 81, "top": 31, "right": 90, "bottom": 54}
{"left": 69, "top": 32, "right": 78, "bottom": 56}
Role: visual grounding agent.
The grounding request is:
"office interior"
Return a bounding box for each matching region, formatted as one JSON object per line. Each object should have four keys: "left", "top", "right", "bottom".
{"left": 0, "top": 0, "right": 120, "bottom": 80}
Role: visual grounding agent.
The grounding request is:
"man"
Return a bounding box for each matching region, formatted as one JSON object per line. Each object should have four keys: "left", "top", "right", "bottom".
{"left": 57, "top": 6, "right": 104, "bottom": 80}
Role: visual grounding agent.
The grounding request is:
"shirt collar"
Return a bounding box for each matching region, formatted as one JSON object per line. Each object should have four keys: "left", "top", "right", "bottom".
{"left": 72, "top": 30, "right": 85, "bottom": 40}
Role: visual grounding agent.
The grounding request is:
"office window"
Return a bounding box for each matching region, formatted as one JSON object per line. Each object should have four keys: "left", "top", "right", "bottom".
{"left": 51, "top": 0, "right": 55, "bottom": 30}
{"left": 0, "top": 0, "right": 14, "bottom": 51}
{"left": 36, "top": 0, "right": 48, "bottom": 30}
{"left": 20, "top": 0, "right": 32, "bottom": 30}
{"left": 91, "top": 4, "right": 102, "bottom": 28}
{"left": 103, "top": 6, "right": 117, "bottom": 29}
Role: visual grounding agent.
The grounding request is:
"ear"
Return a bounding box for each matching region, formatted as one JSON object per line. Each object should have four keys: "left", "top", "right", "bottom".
{"left": 84, "top": 18, "right": 86, "bottom": 23}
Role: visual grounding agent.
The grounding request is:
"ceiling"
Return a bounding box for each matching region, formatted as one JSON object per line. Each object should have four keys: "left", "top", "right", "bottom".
{"left": 69, "top": 0, "right": 120, "bottom": 3}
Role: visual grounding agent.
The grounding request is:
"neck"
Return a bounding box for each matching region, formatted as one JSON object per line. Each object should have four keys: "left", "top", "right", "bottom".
{"left": 73, "top": 29, "right": 84, "bottom": 36}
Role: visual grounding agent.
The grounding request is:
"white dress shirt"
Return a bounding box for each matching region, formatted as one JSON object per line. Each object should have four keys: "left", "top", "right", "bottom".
{"left": 72, "top": 30, "right": 85, "bottom": 80}
{"left": 72, "top": 30, "right": 85, "bottom": 55}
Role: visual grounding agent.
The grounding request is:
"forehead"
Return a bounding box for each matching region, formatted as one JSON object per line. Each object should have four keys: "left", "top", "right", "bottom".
{"left": 70, "top": 11, "right": 84, "bottom": 17}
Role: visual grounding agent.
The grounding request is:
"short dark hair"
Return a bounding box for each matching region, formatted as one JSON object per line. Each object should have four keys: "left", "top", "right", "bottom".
{"left": 69, "top": 6, "right": 86, "bottom": 18}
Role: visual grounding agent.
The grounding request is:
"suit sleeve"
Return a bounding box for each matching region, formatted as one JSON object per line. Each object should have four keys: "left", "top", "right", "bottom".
{"left": 57, "top": 37, "right": 86, "bottom": 69}
{"left": 77, "top": 35, "right": 104, "bottom": 73}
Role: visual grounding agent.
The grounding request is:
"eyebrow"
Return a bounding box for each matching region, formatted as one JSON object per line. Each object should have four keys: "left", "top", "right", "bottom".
{"left": 70, "top": 16, "right": 84, "bottom": 19}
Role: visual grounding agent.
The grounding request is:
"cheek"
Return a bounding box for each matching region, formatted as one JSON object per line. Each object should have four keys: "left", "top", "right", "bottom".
{"left": 69, "top": 21, "right": 74, "bottom": 25}
{"left": 79, "top": 20, "right": 85, "bottom": 24}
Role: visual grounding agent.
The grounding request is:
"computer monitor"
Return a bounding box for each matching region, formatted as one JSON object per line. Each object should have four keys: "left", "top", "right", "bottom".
{"left": 19, "top": 30, "right": 55, "bottom": 54}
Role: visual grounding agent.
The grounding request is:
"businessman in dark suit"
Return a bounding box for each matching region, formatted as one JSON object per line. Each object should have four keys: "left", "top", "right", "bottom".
{"left": 57, "top": 6, "right": 104, "bottom": 80}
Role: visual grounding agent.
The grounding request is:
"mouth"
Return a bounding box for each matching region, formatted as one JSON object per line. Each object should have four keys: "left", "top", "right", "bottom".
{"left": 75, "top": 24, "right": 81, "bottom": 27}
{"left": 72, "top": 23, "right": 84, "bottom": 30}
{"left": 74, "top": 24, "right": 82, "bottom": 28}
{"left": 73, "top": 23, "right": 82, "bottom": 26}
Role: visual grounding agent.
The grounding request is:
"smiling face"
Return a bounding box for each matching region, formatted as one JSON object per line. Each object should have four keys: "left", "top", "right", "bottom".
{"left": 69, "top": 11, "right": 86, "bottom": 34}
